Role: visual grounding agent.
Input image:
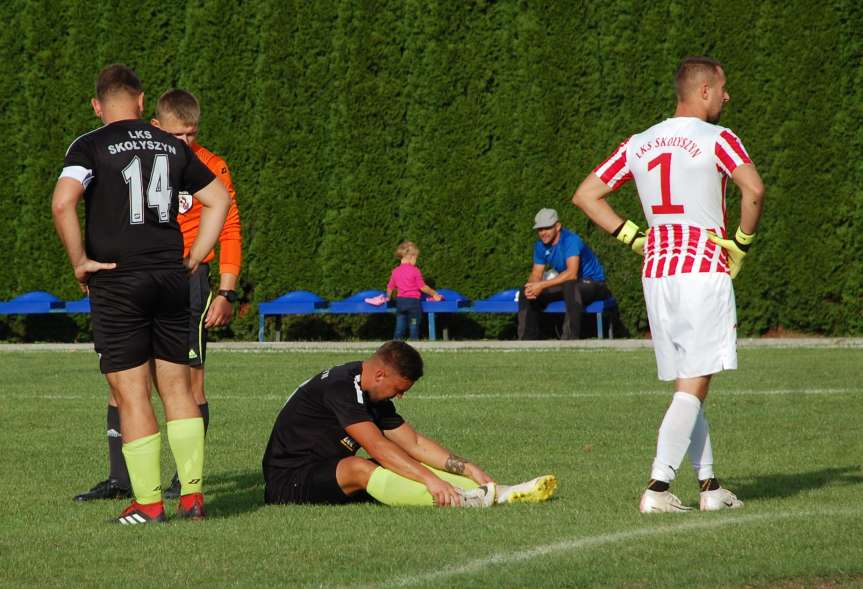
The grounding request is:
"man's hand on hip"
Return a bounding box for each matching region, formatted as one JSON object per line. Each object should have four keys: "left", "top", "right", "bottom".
{"left": 74, "top": 258, "right": 116, "bottom": 293}
{"left": 708, "top": 227, "right": 755, "bottom": 279}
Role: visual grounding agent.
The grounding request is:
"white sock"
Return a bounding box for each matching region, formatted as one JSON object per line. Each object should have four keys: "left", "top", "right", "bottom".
{"left": 687, "top": 408, "right": 715, "bottom": 481}
{"left": 650, "top": 392, "right": 702, "bottom": 483}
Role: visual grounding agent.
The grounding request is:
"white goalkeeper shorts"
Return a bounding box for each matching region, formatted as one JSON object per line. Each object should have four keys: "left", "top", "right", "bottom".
{"left": 642, "top": 272, "right": 737, "bottom": 381}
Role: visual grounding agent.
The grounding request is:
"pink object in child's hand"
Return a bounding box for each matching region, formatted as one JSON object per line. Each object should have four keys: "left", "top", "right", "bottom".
{"left": 364, "top": 294, "right": 388, "bottom": 306}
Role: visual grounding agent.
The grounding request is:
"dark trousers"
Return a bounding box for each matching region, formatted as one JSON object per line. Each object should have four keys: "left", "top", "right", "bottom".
{"left": 394, "top": 297, "right": 422, "bottom": 340}
{"left": 518, "top": 280, "right": 610, "bottom": 340}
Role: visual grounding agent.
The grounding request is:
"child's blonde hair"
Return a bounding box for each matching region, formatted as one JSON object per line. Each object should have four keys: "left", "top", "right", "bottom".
{"left": 395, "top": 241, "right": 419, "bottom": 259}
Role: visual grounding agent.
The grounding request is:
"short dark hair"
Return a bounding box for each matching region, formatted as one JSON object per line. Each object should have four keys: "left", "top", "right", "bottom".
{"left": 375, "top": 341, "right": 423, "bottom": 382}
{"left": 675, "top": 56, "right": 724, "bottom": 101}
{"left": 96, "top": 64, "right": 142, "bottom": 101}
{"left": 155, "top": 89, "right": 201, "bottom": 124}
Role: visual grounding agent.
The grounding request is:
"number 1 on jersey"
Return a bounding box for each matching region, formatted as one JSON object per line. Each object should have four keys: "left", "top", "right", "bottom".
{"left": 122, "top": 154, "right": 172, "bottom": 225}
{"left": 648, "top": 153, "right": 685, "bottom": 215}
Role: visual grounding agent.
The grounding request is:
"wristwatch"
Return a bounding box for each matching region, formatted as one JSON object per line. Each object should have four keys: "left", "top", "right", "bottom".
{"left": 217, "top": 289, "right": 238, "bottom": 303}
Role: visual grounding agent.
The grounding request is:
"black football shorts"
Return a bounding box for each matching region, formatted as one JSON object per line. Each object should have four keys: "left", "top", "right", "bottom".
{"left": 264, "top": 459, "right": 373, "bottom": 505}
{"left": 188, "top": 263, "right": 212, "bottom": 368}
{"left": 89, "top": 268, "right": 189, "bottom": 374}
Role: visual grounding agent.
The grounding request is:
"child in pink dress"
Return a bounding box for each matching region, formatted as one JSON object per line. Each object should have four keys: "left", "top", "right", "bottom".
{"left": 386, "top": 241, "right": 442, "bottom": 340}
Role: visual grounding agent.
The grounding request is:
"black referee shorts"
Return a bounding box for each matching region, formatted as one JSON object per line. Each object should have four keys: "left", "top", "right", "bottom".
{"left": 188, "top": 263, "right": 212, "bottom": 368}
{"left": 264, "top": 460, "right": 373, "bottom": 505}
{"left": 89, "top": 268, "right": 189, "bottom": 374}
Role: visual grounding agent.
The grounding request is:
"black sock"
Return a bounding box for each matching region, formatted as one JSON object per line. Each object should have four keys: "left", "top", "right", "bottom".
{"left": 199, "top": 402, "right": 209, "bottom": 434}
{"left": 699, "top": 478, "right": 721, "bottom": 491}
{"left": 647, "top": 479, "right": 670, "bottom": 492}
{"left": 107, "top": 405, "right": 130, "bottom": 488}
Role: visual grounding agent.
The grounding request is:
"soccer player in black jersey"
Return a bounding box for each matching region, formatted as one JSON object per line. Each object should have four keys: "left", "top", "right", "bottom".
{"left": 262, "top": 341, "right": 557, "bottom": 507}
{"left": 52, "top": 64, "right": 231, "bottom": 524}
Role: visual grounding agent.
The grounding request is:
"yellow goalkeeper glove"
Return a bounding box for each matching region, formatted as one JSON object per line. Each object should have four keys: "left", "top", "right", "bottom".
{"left": 707, "top": 227, "right": 755, "bottom": 279}
{"left": 612, "top": 219, "right": 646, "bottom": 255}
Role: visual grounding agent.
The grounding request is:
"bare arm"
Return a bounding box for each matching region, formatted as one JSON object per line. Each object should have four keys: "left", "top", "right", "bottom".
{"left": 527, "top": 263, "right": 544, "bottom": 283}
{"left": 524, "top": 256, "right": 580, "bottom": 298}
{"left": 205, "top": 271, "right": 238, "bottom": 328}
{"left": 571, "top": 173, "right": 622, "bottom": 234}
{"left": 51, "top": 178, "right": 116, "bottom": 292}
{"left": 345, "top": 421, "right": 462, "bottom": 506}
{"left": 731, "top": 164, "right": 765, "bottom": 235}
{"left": 384, "top": 423, "right": 494, "bottom": 485}
{"left": 186, "top": 178, "right": 231, "bottom": 272}
{"left": 419, "top": 285, "right": 442, "bottom": 301}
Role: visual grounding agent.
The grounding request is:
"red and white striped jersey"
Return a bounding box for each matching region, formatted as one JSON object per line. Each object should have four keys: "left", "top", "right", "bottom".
{"left": 593, "top": 117, "right": 753, "bottom": 278}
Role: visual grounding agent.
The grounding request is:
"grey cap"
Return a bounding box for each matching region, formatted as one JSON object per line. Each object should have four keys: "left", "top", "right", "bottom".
{"left": 533, "top": 208, "right": 559, "bottom": 229}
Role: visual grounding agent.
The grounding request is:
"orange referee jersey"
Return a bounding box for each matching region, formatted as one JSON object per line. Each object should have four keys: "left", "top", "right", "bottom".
{"left": 178, "top": 143, "right": 242, "bottom": 276}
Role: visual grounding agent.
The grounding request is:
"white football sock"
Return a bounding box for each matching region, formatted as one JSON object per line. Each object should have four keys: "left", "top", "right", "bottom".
{"left": 687, "top": 408, "right": 715, "bottom": 481}
{"left": 650, "top": 392, "right": 701, "bottom": 483}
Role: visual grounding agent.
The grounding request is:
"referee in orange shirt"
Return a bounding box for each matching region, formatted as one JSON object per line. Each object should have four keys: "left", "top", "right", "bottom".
{"left": 75, "top": 89, "right": 243, "bottom": 501}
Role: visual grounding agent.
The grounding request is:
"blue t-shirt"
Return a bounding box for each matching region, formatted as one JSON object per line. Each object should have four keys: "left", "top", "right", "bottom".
{"left": 533, "top": 228, "right": 605, "bottom": 281}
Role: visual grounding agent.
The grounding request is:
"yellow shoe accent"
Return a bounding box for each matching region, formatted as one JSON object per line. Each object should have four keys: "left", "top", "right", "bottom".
{"left": 499, "top": 475, "right": 557, "bottom": 504}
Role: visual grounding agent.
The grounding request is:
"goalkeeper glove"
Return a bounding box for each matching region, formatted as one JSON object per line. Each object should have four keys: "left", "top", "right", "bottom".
{"left": 612, "top": 219, "right": 646, "bottom": 255}
{"left": 707, "top": 227, "right": 755, "bottom": 279}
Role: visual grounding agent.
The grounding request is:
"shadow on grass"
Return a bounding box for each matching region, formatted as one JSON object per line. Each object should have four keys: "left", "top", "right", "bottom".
{"left": 725, "top": 465, "right": 863, "bottom": 501}
{"left": 205, "top": 469, "right": 266, "bottom": 518}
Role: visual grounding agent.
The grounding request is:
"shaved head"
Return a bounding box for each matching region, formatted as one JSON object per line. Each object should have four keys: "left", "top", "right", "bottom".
{"left": 675, "top": 56, "right": 724, "bottom": 101}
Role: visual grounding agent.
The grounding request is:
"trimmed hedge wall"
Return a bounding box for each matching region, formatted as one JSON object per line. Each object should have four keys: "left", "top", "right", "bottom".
{"left": 1, "top": 0, "right": 861, "bottom": 339}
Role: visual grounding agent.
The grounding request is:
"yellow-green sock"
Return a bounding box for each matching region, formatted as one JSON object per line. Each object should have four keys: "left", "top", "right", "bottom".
{"left": 366, "top": 467, "right": 433, "bottom": 506}
{"left": 122, "top": 432, "right": 162, "bottom": 504}
{"left": 166, "top": 417, "right": 204, "bottom": 495}
{"left": 424, "top": 466, "right": 478, "bottom": 491}
{"left": 365, "top": 466, "right": 478, "bottom": 506}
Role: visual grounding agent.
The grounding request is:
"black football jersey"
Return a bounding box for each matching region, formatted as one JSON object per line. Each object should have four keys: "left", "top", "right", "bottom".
{"left": 262, "top": 361, "right": 405, "bottom": 477}
{"left": 62, "top": 120, "right": 215, "bottom": 271}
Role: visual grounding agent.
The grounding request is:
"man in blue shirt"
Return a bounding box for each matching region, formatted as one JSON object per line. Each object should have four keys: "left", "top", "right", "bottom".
{"left": 519, "top": 208, "right": 611, "bottom": 339}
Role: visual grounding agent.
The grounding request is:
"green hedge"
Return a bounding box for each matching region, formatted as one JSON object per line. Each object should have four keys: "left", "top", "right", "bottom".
{"left": 1, "top": 0, "right": 860, "bottom": 340}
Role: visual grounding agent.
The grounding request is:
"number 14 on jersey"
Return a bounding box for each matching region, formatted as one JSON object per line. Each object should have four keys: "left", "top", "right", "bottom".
{"left": 122, "top": 154, "right": 172, "bottom": 225}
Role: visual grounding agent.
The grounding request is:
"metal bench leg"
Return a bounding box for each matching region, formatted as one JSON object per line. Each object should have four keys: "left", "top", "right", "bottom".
{"left": 258, "top": 315, "right": 265, "bottom": 342}
{"left": 428, "top": 312, "right": 436, "bottom": 341}
{"left": 597, "top": 312, "right": 604, "bottom": 340}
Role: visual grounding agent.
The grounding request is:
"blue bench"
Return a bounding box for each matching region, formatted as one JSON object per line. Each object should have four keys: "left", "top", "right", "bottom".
{"left": 257, "top": 290, "right": 328, "bottom": 341}
{"left": 0, "top": 291, "right": 92, "bottom": 315}
{"left": 257, "top": 288, "right": 471, "bottom": 342}
{"left": 258, "top": 287, "right": 614, "bottom": 341}
{"left": 471, "top": 288, "right": 617, "bottom": 339}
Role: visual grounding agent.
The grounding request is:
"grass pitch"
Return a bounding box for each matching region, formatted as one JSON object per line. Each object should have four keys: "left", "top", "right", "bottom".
{"left": 1, "top": 345, "right": 861, "bottom": 588}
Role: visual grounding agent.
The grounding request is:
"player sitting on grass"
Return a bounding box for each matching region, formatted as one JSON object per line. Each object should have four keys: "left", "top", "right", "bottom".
{"left": 262, "top": 341, "right": 556, "bottom": 507}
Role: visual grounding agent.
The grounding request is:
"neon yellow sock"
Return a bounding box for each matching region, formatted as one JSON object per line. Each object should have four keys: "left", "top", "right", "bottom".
{"left": 424, "top": 466, "right": 478, "bottom": 491}
{"left": 366, "top": 467, "right": 433, "bottom": 506}
{"left": 166, "top": 417, "right": 205, "bottom": 495}
{"left": 365, "top": 466, "right": 478, "bottom": 506}
{"left": 122, "top": 432, "right": 162, "bottom": 504}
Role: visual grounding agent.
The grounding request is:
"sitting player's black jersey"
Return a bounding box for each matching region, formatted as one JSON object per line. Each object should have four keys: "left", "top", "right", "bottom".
{"left": 262, "top": 361, "right": 405, "bottom": 478}
{"left": 61, "top": 120, "right": 215, "bottom": 271}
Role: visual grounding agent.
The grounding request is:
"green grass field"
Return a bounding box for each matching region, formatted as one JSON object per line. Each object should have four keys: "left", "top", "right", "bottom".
{"left": 1, "top": 345, "right": 862, "bottom": 588}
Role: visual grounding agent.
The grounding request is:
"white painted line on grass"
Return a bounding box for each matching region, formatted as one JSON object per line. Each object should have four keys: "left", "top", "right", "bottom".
{"left": 345, "top": 508, "right": 863, "bottom": 589}
{"left": 6, "top": 387, "right": 859, "bottom": 402}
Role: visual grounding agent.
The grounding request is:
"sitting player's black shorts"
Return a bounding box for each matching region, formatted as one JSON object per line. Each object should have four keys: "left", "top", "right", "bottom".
{"left": 89, "top": 268, "right": 189, "bottom": 374}
{"left": 264, "top": 459, "right": 372, "bottom": 505}
{"left": 188, "top": 263, "right": 211, "bottom": 367}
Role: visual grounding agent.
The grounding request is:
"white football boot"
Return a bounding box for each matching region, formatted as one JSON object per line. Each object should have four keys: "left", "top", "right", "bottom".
{"left": 457, "top": 483, "right": 496, "bottom": 508}
{"left": 699, "top": 487, "right": 744, "bottom": 511}
{"left": 639, "top": 489, "right": 694, "bottom": 513}
{"left": 495, "top": 475, "right": 558, "bottom": 505}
